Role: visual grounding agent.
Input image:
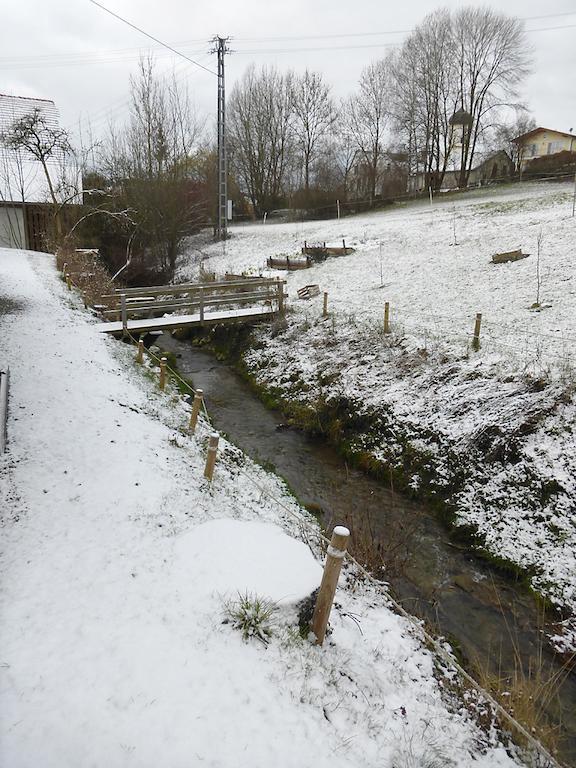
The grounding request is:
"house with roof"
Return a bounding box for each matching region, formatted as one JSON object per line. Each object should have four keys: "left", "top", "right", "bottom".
{"left": 0, "top": 93, "right": 80, "bottom": 250}
{"left": 407, "top": 109, "right": 514, "bottom": 193}
{"left": 512, "top": 127, "right": 575, "bottom": 172}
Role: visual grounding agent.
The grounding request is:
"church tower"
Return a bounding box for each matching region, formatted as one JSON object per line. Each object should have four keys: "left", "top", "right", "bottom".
{"left": 447, "top": 109, "right": 473, "bottom": 171}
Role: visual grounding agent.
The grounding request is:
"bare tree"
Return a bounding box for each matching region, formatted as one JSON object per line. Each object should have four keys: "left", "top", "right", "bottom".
{"left": 288, "top": 70, "right": 335, "bottom": 193}
{"left": 392, "top": 7, "right": 531, "bottom": 191}
{"left": 534, "top": 228, "right": 544, "bottom": 308}
{"left": 494, "top": 113, "right": 537, "bottom": 173}
{"left": 346, "top": 56, "right": 392, "bottom": 205}
{"left": 228, "top": 65, "right": 294, "bottom": 216}
{"left": 2, "top": 107, "right": 73, "bottom": 239}
{"left": 452, "top": 7, "right": 531, "bottom": 188}
{"left": 97, "top": 57, "right": 206, "bottom": 281}
{"left": 392, "top": 9, "right": 458, "bottom": 191}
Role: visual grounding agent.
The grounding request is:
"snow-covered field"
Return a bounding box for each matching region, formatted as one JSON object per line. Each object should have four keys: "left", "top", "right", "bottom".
{"left": 186, "top": 181, "right": 576, "bottom": 371}
{"left": 0, "top": 249, "right": 529, "bottom": 767}
{"left": 181, "top": 182, "right": 576, "bottom": 651}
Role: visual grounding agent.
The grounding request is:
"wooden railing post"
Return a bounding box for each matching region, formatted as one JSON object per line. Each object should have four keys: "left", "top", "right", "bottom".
{"left": 204, "top": 432, "right": 219, "bottom": 481}
{"left": 384, "top": 302, "right": 390, "bottom": 334}
{"left": 189, "top": 388, "right": 204, "bottom": 432}
{"left": 136, "top": 338, "right": 144, "bottom": 364}
{"left": 120, "top": 293, "right": 127, "bottom": 337}
{"left": 159, "top": 357, "right": 167, "bottom": 390}
{"left": 199, "top": 287, "right": 204, "bottom": 323}
{"left": 472, "top": 312, "right": 482, "bottom": 351}
{"left": 311, "top": 526, "right": 350, "bottom": 645}
{"left": 323, "top": 292, "right": 328, "bottom": 318}
{"left": 277, "top": 279, "right": 285, "bottom": 315}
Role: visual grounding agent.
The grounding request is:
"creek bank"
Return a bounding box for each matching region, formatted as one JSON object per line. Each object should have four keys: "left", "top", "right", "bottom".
{"left": 167, "top": 318, "right": 576, "bottom": 653}
{"left": 156, "top": 326, "right": 576, "bottom": 764}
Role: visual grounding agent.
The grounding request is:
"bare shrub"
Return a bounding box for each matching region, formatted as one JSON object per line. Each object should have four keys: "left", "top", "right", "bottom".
{"left": 55, "top": 244, "right": 113, "bottom": 308}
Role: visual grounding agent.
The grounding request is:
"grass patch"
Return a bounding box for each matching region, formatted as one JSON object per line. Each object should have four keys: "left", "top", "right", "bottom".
{"left": 222, "top": 592, "right": 277, "bottom": 645}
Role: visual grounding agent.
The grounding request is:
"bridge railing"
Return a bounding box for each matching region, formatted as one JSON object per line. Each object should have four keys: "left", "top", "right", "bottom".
{"left": 98, "top": 277, "right": 286, "bottom": 327}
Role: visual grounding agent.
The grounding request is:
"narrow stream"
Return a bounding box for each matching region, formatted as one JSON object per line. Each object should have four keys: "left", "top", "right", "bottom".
{"left": 159, "top": 334, "right": 576, "bottom": 764}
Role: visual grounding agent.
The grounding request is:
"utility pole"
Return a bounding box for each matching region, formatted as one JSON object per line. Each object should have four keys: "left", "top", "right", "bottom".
{"left": 212, "top": 36, "right": 230, "bottom": 240}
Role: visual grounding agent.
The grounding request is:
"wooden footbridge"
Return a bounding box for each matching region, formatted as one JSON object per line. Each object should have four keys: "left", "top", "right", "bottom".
{"left": 94, "top": 277, "right": 286, "bottom": 335}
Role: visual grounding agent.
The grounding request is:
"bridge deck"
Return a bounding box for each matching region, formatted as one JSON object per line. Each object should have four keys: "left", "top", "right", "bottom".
{"left": 95, "top": 305, "right": 277, "bottom": 334}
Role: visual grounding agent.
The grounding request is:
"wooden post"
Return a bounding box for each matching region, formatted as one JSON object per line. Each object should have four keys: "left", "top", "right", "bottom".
{"left": 342, "top": 238, "right": 346, "bottom": 250}
{"left": 199, "top": 287, "right": 204, "bottom": 323}
{"left": 472, "top": 312, "right": 482, "bottom": 351}
{"left": 159, "top": 357, "right": 167, "bottom": 390}
{"left": 277, "top": 279, "right": 285, "bottom": 315}
{"left": 82, "top": 291, "right": 88, "bottom": 309}
{"left": 136, "top": 338, "right": 144, "bottom": 364}
{"left": 62, "top": 261, "right": 67, "bottom": 276}
{"left": 311, "top": 526, "right": 350, "bottom": 646}
{"left": 189, "top": 388, "right": 204, "bottom": 432}
{"left": 66, "top": 273, "right": 71, "bottom": 290}
{"left": 384, "top": 301, "right": 390, "bottom": 334}
{"left": 323, "top": 292, "right": 328, "bottom": 318}
{"left": 204, "top": 432, "right": 219, "bottom": 481}
{"left": 120, "top": 293, "right": 127, "bottom": 337}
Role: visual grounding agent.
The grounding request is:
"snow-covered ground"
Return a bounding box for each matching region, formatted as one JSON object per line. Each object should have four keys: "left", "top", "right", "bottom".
{"left": 0, "top": 248, "right": 529, "bottom": 767}
{"left": 180, "top": 182, "right": 576, "bottom": 652}
{"left": 186, "top": 181, "right": 576, "bottom": 371}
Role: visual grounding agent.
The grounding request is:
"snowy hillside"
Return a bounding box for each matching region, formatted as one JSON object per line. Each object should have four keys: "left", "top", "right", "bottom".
{"left": 181, "top": 182, "right": 576, "bottom": 652}
{"left": 185, "top": 181, "right": 575, "bottom": 372}
{"left": 0, "top": 248, "right": 531, "bottom": 767}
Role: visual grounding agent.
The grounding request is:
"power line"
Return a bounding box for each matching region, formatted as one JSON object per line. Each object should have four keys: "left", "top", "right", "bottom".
{"left": 234, "top": 11, "right": 576, "bottom": 42}
{"left": 235, "top": 24, "right": 576, "bottom": 54}
{"left": 0, "top": 47, "right": 208, "bottom": 71}
{"left": 2, "top": 8, "right": 573, "bottom": 70}
{"left": 87, "top": 0, "right": 217, "bottom": 76}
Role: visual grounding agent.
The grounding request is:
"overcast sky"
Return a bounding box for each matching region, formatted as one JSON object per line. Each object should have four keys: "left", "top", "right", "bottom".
{"left": 1, "top": 0, "right": 575, "bottom": 145}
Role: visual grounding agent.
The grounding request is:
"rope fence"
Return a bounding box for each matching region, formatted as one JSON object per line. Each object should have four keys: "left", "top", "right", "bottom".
{"left": 307, "top": 298, "right": 575, "bottom": 377}
{"left": 227, "top": 172, "right": 576, "bottom": 224}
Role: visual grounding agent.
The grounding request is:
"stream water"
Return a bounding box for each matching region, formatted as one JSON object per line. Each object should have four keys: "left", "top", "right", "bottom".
{"left": 159, "top": 333, "right": 576, "bottom": 764}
